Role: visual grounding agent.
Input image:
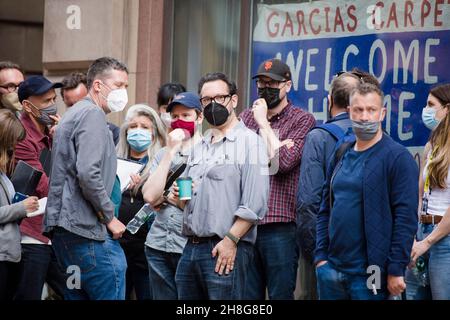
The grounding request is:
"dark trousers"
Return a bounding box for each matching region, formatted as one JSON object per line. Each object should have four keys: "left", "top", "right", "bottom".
{"left": 0, "top": 261, "right": 20, "bottom": 300}
{"left": 245, "top": 222, "right": 299, "bottom": 300}
{"left": 14, "top": 244, "right": 67, "bottom": 300}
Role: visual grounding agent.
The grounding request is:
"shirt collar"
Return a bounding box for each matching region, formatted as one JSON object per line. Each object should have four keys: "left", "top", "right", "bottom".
{"left": 203, "top": 120, "right": 245, "bottom": 145}
{"left": 20, "top": 112, "right": 50, "bottom": 143}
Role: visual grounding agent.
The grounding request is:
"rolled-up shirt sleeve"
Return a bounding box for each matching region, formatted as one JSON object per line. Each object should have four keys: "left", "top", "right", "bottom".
{"left": 234, "top": 138, "right": 270, "bottom": 223}
{"left": 74, "top": 108, "right": 115, "bottom": 222}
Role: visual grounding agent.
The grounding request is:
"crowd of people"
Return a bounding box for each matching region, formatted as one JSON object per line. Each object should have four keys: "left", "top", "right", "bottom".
{"left": 0, "top": 56, "right": 449, "bottom": 300}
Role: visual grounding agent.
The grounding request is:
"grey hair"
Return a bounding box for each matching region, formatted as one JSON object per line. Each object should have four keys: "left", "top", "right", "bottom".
{"left": 86, "top": 57, "right": 128, "bottom": 90}
{"left": 116, "top": 104, "right": 167, "bottom": 194}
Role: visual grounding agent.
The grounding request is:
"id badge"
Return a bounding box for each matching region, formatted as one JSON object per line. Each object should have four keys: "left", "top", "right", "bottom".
{"left": 421, "top": 194, "right": 429, "bottom": 215}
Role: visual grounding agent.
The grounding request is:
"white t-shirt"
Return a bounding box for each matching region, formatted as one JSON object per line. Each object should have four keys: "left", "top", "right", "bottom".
{"left": 423, "top": 159, "right": 450, "bottom": 216}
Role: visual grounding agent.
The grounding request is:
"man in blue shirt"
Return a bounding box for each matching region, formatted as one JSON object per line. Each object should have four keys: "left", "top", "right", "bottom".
{"left": 315, "top": 82, "right": 418, "bottom": 300}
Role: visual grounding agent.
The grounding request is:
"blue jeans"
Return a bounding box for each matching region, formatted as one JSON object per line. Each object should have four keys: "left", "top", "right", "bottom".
{"left": 245, "top": 222, "right": 298, "bottom": 300}
{"left": 14, "top": 244, "right": 67, "bottom": 300}
{"left": 145, "top": 246, "right": 181, "bottom": 300}
{"left": 175, "top": 238, "right": 254, "bottom": 300}
{"left": 316, "top": 262, "right": 387, "bottom": 300}
{"left": 405, "top": 224, "right": 432, "bottom": 300}
{"left": 429, "top": 231, "right": 450, "bottom": 299}
{"left": 52, "top": 228, "right": 127, "bottom": 300}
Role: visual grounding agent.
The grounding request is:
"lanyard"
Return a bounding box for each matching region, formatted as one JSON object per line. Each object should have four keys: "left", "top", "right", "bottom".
{"left": 424, "top": 146, "right": 438, "bottom": 195}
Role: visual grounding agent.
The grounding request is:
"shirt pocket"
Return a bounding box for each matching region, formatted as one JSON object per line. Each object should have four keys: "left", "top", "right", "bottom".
{"left": 206, "top": 164, "right": 237, "bottom": 181}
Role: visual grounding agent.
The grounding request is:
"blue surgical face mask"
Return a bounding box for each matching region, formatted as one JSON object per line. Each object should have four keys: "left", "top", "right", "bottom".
{"left": 422, "top": 106, "right": 440, "bottom": 130}
{"left": 127, "top": 128, "right": 152, "bottom": 152}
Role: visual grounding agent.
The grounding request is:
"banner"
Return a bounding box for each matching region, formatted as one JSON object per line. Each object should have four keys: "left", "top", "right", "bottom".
{"left": 251, "top": 0, "right": 450, "bottom": 154}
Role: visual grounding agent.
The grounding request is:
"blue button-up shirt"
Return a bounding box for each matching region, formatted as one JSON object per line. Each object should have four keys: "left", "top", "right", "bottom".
{"left": 182, "top": 121, "right": 269, "bottom": 244}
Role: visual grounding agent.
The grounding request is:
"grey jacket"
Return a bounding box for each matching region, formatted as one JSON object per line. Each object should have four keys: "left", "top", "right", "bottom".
{"left": 44, "top": 97, "right": 117, "bottom": 241}
{"left": 0, "top": 174, "right": 27, "bottom": 263}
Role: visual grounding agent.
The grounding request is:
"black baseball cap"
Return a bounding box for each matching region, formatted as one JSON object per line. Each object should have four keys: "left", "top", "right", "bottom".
{"left": 18, "top": 75, "right": 63, "bottom": 103}
{"left": 252, "top": 58, "right": 291, "bottom": 81}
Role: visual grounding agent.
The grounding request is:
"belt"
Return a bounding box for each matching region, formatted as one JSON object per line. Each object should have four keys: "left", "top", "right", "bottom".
{"left": 420, "top": 214, "right": 442, "bottom": 225}
{"left": 188, "top": 235, "right": 222, "bottom": 244}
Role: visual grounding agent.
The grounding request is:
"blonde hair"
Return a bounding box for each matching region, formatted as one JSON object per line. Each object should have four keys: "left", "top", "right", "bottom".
{"left": 0, "top": 109, "right": 25, "bottom": 175}
{"left": 428, "top": 83, "right": 450, "bottom": 189}
{"left": 116, "top": 104, "right": 167, "bottom": 194}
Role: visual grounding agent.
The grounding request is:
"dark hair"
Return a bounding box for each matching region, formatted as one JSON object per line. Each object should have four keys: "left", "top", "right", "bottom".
{"left": 157, "top": 83, "right": 186, "bottom": 107}
{"left": 350, "top": 82, "right": 384, "bottom": 105}
{"left": 330, "top": 72, "right": 360, "bottom": 109}
{"left": 86, "top": 57, "right": 128, "bottom": 90}
{"left": 61, "top": 72, "right": 87, "bottom": 99}
{"left": 198, "top": 72, "right": 237, "bottom": 96}
{"left": 0, "top": 61, "right": 23, "bottom": 75}
{"left": 430, "top": 83, "right": 450, "bottom": 106}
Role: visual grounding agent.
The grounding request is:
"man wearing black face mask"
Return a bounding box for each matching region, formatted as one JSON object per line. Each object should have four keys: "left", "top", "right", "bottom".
{"left": 240, "top": 58, "right": 315, "bottom": 300}
{"left": 174, "top": 72, "right": 270, "bottom": 300}
{"left": 12, "top": 76, "right": 67, "bottom": 300}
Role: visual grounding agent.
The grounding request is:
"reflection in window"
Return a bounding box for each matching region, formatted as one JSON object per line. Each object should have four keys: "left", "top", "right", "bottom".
{"left": 172, "top": 0, "right": 241, "bottom": 92}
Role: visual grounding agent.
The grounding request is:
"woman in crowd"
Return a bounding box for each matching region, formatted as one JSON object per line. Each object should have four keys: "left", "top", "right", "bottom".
{"left": 409, "top": 83, "right": 450, "bottom": 300}
{"left": 0, "top": 109, "right": 39, "bottom": 300}
{"left": 116, "top": 104, "right": 166, "bottom": 300}
{"left": 143, "top": 92, "right": 203, "bottom": 299}
{"left": 157, "top": 82, "right": 186, "bottom": 128}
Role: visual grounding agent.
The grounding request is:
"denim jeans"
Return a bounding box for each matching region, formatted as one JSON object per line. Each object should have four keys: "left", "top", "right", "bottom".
{"left": 245, "top": 222, "right": 298, "bottom": 300}
{"left": 14, "top": 244, "right": 67, "bottom": 300}
{"left": 175, "top": 239, "right": 254, "bottom": 300}
{"left": 51, "top": 228, "right": 127, "bottom": 300}
{"left": 145, "top": 246, "right": 181, "bottom": 300}
{"left": 316, "top": 262, "right": 387, "bottom": 300}
{"left": 429, "top": 230, "right": 450, "bottom": 299}
{"left": 405, "top": 224, "right": 432, "bottom": 300}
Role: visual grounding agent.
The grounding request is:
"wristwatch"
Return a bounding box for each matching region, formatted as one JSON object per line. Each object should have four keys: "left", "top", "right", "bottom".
{"left": 225, "top": 231, "right": 240, "bottom": 245}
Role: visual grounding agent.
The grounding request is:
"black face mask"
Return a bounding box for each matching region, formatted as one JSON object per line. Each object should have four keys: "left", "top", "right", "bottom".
{"left": 257, "top": 87, "right": 281, "bottom": 109}
{"left": 204, "top": 101, "right": 230, "bottom": 126}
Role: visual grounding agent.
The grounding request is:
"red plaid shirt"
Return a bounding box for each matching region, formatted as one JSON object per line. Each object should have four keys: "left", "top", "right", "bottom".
{"left": 240, "top": 102, "right": 315, "bottom": 224}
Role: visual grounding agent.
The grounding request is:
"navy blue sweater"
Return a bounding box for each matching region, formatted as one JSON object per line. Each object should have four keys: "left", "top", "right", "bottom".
{"left": 315, "top": 134, "right": 419, "bottom": 279}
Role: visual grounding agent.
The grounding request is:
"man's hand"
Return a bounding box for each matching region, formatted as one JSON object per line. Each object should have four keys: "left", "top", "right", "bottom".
{"left": 106, "top": 217, "right": 126, "bottom": 240}
{"left": 251, "top": 98, "right": 270, "bottom": 128}
{"left": 387, "top": 275, "right": 406, "bottom": 296}
{"left": 49, "top": 114, "right": 61, "bottom": 135}
{"left": 171, "top": 180, "right": 195, "bottom": 210}
{"left": 212, "top": 236, "right": 238, "bottom": 275}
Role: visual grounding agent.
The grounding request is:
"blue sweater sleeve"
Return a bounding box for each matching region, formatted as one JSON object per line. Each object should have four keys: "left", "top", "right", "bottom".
{"left": 386, "top": 150, "right": 419, "bottom": 276}
{"left": 314, "top": 154, "right": 337, "bottom": 265}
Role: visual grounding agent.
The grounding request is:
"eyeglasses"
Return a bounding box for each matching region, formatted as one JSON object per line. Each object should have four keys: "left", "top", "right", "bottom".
{"left": 256, "top": 79, "right": 286, "bottom": 89}
{"left": 200, "top": 94, "right": 232, "bottom": 107}
{"left": 0, "top": 82, "right": 22, "bottom": 92}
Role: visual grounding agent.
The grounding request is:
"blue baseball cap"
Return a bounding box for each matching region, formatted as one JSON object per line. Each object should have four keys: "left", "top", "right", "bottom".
{"left": 18, "top": 75, "right": 63, "bottom": 103}
{"left": 167, "top": 91, "right": 202, "bottom": 113}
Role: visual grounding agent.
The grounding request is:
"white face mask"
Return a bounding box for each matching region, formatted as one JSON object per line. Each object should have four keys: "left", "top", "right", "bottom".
{"left": 99, "top": 82, "right": 128, "bottom": 113}
{"left": 106, "top": 88, "right": 128, "bottom": 113}
{"left": 160, "top": 112, "right": 172, "bottom": 128}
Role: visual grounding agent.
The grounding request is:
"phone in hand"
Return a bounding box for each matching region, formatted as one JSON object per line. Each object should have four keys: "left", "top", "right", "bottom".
{"left": 12, "top": 192, "right": 28, "bottom": 203}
